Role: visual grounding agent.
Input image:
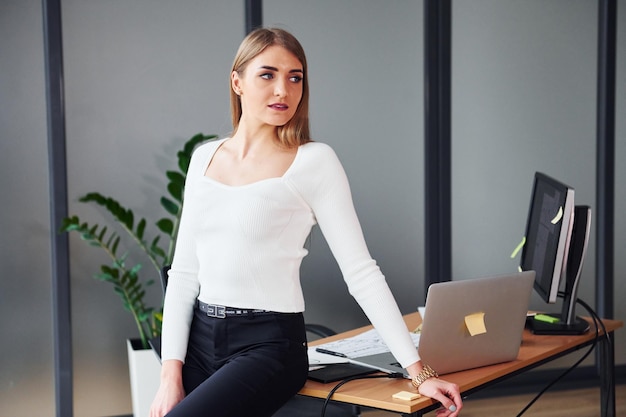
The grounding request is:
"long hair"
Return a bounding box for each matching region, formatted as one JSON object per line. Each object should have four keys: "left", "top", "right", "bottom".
{"left": 229, "top": 28, "right": 311, "bottom": 148}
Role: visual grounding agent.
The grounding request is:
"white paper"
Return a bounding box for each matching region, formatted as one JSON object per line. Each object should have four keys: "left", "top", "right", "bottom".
{"left": 312, "top": 329, "right": 420, "bottom": 359}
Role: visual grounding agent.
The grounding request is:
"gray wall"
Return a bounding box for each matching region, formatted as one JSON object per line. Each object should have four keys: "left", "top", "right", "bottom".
{"left": 0, "top": 1, "right": 54, "bottom": 416}
{"left": 0, "top": 1, "right": 624, "bottom": 416}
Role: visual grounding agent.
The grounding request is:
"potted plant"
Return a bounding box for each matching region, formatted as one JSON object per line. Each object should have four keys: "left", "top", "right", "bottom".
{"left": 61, "top": 132, "right": 216, "bottom": 417}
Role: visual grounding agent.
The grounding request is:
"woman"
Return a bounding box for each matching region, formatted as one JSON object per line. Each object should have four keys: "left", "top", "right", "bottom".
{"left": 150, "top": 27, "right": 462, "bottom": 417}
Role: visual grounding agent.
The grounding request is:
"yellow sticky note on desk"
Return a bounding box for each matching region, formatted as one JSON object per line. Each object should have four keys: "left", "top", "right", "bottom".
{"left": 465, "top": 312, "right": 487, "bottom": 336}
{"left": 392, "top": 391, "right": 421, "bottom": 401}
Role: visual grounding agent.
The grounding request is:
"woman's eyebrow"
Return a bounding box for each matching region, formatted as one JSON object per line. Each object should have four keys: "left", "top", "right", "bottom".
{"left": 258, "top": 65, "right": 303, "bottom": 74}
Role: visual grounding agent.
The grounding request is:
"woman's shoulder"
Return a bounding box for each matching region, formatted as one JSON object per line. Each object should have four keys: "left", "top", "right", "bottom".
{"left": 194, "top": 137, "right": 227, "bottom": 156}
{"left": 299, "top": 140, "right": 339, "bottom": 160}
{"left": 289, "top": 140, "right": 349, "bottom": 200}
{"left": 293, "top": 140, "right": 345, "bottom": 177}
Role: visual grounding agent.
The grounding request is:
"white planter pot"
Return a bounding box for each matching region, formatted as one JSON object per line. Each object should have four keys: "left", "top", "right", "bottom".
{"left": 127, "top": 339, "right": 161, "bottom": 417}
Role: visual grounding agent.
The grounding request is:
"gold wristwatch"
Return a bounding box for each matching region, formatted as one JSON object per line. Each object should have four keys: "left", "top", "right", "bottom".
{"left": 411, "top": 364, "right": 439, "bottom": 389}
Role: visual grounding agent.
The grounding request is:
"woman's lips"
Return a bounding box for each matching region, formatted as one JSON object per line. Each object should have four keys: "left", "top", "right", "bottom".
{"left": 269, "top": 103, "right": 288, "bottom": 110}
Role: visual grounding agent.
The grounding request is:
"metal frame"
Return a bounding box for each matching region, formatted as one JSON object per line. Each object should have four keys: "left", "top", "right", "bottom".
{"left": 595, "top": 2, "right": 617, "bottom": 413}
{"left": 423, "top": 0, "right": 452, "bottom": 291}
{"left": 595, "top": 0, "right": 616, "bottom": 321}
{"left": 245, "top": 0, "right": 262, "bottom": 34}
{"left": 42, "top": 0, "right": 73, "bottom": 416}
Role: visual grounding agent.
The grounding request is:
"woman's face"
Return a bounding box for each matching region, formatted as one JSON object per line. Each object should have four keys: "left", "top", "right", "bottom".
{"left": 232, "top": 45, "right": 304, "bottom": 129}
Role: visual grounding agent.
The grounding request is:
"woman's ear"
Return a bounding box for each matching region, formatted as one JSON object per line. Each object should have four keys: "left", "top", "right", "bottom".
{"left": 231, "top": 71, "right": 242, "bottom": 95}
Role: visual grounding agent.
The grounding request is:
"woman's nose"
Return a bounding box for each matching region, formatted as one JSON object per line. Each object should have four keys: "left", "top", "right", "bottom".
{"left": 274, "top": 80, "right": 287, "bottom": 98}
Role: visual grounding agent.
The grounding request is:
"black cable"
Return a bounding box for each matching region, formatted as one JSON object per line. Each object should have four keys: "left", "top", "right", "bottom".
{"left": 320, "top": 372, "right": 405, "bottom": 417}
{"left": 516, "top": 296, "right": 604, "bottom": 416}
{"left": 575, "top": 297, "right": 612, "bottom": 414}
{"left": 576, "top": 297, "right": 610, "bottom": 347}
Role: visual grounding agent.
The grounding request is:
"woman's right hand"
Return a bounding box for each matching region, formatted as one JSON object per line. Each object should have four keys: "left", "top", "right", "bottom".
{"left": 149, "top": 360, "right": 185, "bottom": 417}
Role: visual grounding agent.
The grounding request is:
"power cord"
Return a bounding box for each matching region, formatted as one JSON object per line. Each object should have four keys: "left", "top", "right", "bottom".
{"left": 516, "top": 296, "right": 609, "bottom": 416}
{"left": 574, "top": 297, "right": 612, "bottom": 415}
{"left": 320, "top": 372, "right": 405, "bottom": 417}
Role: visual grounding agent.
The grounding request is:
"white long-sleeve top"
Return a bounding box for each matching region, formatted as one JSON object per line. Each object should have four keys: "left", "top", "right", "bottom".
{"left": 161, "top": 138, "right": 420, "bottom": 368}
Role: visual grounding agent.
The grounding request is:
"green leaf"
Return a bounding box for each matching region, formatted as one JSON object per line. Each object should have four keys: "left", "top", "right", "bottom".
{"left": 166, "top": 171, "right": 185, "bottom": 186}
{"left": 123, "top": 209, "right": 134, "bottom": 230}
{"left": 183, "top": 133, "right": 202, "bottom": 155}
{"left": 130, "top": 263, "right": 142, "bottom": 275}
{"left": 156, "top": 218, "right": 173, "bottom": 235}
{"left": 111, "top": 236, "right": 121, "bottom": 256}
{"left": 60, "top": 216, "right": 79, "bottom": 232}
{"left": 105, "top": 231, "right": 117, "bottom": 248}
{"left": 79, "top": 192, "right": 106, "bottom": 205}
{"left": 160, "top": 198, "right": 179, "bottom": 216}
{"left": 150, "top": 235, "right": 161, "bottom": 248}
{"left": 137, "top": 219, "right": 146, "bottom": 240}
{"left": 98, "top": 226, "right": 108, "bottom": 242}
{"left": 104, "top": 197, "right": 121, "bottom": 216}
{"left": 167, "top": 182, "right": 183, "bottom": 201}
{"left": 177, "top": 152, "right": 191, "bottom": 175}
{"left": 150, "top": 244, "right": 166, "bottom": 259}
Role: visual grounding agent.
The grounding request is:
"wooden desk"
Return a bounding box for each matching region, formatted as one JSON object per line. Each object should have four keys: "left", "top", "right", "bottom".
{"left": 300, "top": 313, "right": 622, "bottom": 417}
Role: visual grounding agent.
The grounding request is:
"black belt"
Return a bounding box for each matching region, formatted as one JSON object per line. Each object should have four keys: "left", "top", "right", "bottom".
{"left": 198, "top": 300, "right": 275, "bottom": 319}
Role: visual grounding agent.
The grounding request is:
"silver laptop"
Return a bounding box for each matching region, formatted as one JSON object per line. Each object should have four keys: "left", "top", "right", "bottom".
{"left": 351, "top": 271, "right": 535, "bottom": 376}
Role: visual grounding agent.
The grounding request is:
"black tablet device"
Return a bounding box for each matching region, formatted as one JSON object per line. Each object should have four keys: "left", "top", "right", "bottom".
{"left": 307, "top": 363, "right": 377, "bottom": 383}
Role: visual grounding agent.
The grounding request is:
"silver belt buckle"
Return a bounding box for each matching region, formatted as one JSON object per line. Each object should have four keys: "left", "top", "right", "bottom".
{"left": 206, "top": 304, "right": 226, "bottom": 319}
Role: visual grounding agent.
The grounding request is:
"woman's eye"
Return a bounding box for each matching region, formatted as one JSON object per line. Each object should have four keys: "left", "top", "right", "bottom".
{"left": 260, "top": 73, "right": 274, "bottom": 80}
{"left": 289, "top": 75, "right": 303, "bottom": 83}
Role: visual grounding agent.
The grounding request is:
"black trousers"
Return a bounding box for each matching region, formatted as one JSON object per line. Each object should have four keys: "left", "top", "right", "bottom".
{"left": 165, "top": 306, "right": 309, "bottom": 417}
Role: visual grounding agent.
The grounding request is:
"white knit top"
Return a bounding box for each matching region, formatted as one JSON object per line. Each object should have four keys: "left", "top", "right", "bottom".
{"left": 161, "top": 138, "right": 420, "bottom": 368}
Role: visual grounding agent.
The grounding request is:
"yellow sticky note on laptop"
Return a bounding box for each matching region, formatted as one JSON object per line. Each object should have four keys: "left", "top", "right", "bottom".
{"left": 465, "top": 312, "right": 487, "bottom": 336}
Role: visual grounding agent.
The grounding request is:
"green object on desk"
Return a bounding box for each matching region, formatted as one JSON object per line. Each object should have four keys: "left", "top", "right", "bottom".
{"left": 534, "top": 314, "right": 560, "bottom": 324}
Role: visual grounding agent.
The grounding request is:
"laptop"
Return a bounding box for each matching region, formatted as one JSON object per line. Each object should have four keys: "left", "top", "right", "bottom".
{"left": 350, "top": 271, "right": 535, "bottom": 376}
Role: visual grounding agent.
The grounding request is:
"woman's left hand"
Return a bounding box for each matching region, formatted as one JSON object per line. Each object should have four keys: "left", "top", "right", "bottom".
{"left": 417, "top": 377, "right": 462, "bottom": 417}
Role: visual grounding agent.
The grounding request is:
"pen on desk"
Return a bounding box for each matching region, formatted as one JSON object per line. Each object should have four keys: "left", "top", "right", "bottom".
{"left": 315, "top": 348, "right": 348, "bottom": 358}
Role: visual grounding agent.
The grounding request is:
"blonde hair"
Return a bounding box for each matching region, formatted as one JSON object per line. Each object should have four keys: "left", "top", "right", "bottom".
{"left": 229, "top": 28, "right": 311, "bottom": 148}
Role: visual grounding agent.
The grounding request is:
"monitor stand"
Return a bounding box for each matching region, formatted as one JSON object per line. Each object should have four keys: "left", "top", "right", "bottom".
{"left": 528, "top": 206, "right": 592, "bottom": 335}
{"left": 527, "top": 315, "right": 590, "bottom": 335}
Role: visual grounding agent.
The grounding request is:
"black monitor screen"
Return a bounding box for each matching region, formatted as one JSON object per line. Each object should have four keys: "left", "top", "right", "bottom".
{"left": 520, "top": 172, "right": 574, "bottom": 304}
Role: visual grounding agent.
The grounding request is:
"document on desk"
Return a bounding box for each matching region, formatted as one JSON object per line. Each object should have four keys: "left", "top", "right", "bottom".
{"left": 307, "top": 347, "right": 350, "bottom": 370}
{"left": 313, "top": 329, "right": 420, "bottom": 359}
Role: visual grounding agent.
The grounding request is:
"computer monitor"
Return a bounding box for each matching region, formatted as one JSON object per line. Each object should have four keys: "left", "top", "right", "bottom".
{"left": 520, "top": 172, "right": 590, "bottom": 335}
